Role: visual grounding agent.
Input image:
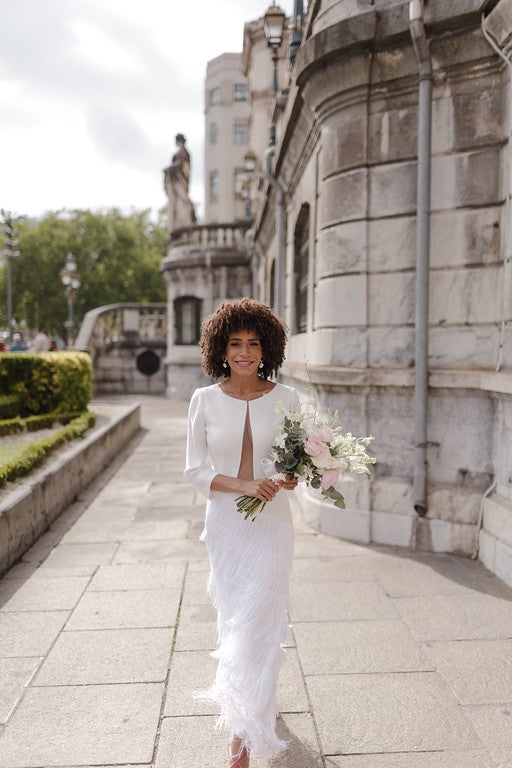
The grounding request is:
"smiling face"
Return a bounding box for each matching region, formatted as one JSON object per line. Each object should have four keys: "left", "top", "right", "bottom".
{"left": 224, "top": 329, "right": 263, "bottom": 378}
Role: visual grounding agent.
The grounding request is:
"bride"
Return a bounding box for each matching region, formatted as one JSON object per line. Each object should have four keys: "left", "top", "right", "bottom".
{"left": 185, "top": 298, "right": 300, "bottom": 768}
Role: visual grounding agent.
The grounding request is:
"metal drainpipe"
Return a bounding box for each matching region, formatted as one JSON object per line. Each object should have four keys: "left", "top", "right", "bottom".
{"left": 265, "top": 145, "right": 286, "bottom": 316}
{"left": 410, "top": 0, "right": 433, "bottom": 516}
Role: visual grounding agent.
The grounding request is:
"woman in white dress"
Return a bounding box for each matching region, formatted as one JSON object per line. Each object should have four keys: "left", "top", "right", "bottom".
{"left": 185, "top": 298, "right": 300, "bottom": 768}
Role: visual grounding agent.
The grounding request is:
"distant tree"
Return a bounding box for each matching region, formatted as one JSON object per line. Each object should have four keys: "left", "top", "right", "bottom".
{"left": 0, "top": 208, "right": 167, "bottom": 339}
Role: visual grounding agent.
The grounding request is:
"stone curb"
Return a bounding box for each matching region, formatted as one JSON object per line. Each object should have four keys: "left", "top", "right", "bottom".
{"left": 0, "top": 402, "right": 141, "bottom": 576}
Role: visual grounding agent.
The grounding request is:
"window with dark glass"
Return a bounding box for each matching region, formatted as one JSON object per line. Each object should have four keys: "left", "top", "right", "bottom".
{"left": 210, "top": 172, "right": 219, "bottom": 202}
{"left": 234, "top": 122, "right": 248, "bottom": 145}
{"left": 174, "top": 296, "right": 202, "bottom": 345}
{"left": 209, "top": 87, "right": 220, "bottom": 106}
{"left": 234, "top": 83, "right": 248, "bottom": 101}
{"left": 294, "top": 204, "right": 310, "bottom": 334}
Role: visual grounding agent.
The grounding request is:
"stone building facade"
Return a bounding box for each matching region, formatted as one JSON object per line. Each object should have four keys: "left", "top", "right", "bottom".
{"left": 245, "top": 0, "right": 512, "bottom": 583}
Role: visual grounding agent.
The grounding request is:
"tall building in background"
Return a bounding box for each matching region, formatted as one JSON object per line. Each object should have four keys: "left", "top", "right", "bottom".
{"left": 204, "top": 53, "right": 250, "bottom": 223}
{"left": 204, "top": 23, "right": 291, "bottom": 225}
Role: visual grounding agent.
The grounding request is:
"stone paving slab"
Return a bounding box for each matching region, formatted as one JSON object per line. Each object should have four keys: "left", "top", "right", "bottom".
{"left": 0, "top": 658, "right": 40, "bottom": 724}
{"left": 0, "top": 682, "right": 164, "bottom": 767}
{"left": 0, "top": 395, "right": 511, "bottom": 768}
{"left": 293, "top": 534, "right": 378, "bottom": 559}
{"left": 33, "top": 627, "right": 173, "bottom": 685}
{"left": 41, "top": 541, "right": 118, "bottom": 568}
{"left": 173, "top": 602, "right": 218, "bottom": 651}
{"left": 293, "top": 618, "right": 433, "bottom": 674}
{"left": 0, "top": 610, "right": 69, "bottom": 656}
{"left": 426, "top": 638, "right": 512, "bottom": 704}
{"left": 291, "top": 555, "right": 381, "bottom": 583}
{"left": 112, "top": 537, "right": 206, "bottom": 563}
{"left": 180, "top": 568, "right": 210, "bottom": 605}
{"left": 465, "top": 704, "right": 512, "bottom": 760}
{"left": 88, "top": 560, "right": 186, "bottom": 591}
{"left": 394, "top": 591, "right": 512, "bottom": 641}
{"left": 306, "top": 672, "right": 482, "bottom": 755}
{"left": 64, "top": 587, "right": 181, "bottom": 630}
{"left": 0, "top": 575, "right": 89, "bottom": 611}
{"left": 62, "top": 514, "right": 190, "bottom": 543}
{"left": 289, "top": 581, "right": 397, "bottom": 622}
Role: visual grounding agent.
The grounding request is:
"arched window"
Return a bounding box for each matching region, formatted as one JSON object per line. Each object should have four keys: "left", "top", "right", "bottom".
{"left": 294, "top": 204, "right": 310, "bottom": 334}
{"left": 269, "top": 260, "right": 276, "bottom": 310}
{"left": 174, "top": 296, "right": 202, "bottom": 345}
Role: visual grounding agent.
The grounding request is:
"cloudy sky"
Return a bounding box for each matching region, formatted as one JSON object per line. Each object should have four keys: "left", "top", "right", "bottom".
{"left": 0, "top": 0, "right": 293, "bottom": 221}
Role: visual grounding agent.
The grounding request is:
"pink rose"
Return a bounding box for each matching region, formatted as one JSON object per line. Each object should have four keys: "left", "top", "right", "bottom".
{"left": 319, "top": 426, "right": 333, "bottom": 442}
{"left": 303, "top": 435, "right": 327, "bottom": 458}
{"left": 311, "top": 447, "right": 332, "bottom": 468}
{"left": 321, "top": 468, "right": 340, "bottom": 491}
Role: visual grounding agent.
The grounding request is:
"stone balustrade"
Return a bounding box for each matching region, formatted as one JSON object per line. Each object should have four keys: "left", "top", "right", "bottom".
{"left": 75, "top": 303, "right": 167, "bottom": 394}
{"left": 168, "top": 221, "right": 251, "bottom": 250}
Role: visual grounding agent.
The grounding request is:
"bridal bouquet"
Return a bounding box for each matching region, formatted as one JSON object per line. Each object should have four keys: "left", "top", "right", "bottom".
{"left": 236, "top": 391, "right": 376, "bottom": 520}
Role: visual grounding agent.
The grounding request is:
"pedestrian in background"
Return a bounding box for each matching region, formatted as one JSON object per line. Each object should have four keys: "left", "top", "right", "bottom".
{"left": 9, "top": 332, "right": 28, "bottom": 351}
{"left": 30, "top": 328, "right": 51, "bottom": 352}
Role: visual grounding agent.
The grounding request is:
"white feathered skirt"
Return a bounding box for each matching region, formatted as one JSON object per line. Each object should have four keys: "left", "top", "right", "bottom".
{"left": 198, "top": 491, "right": 294, "bottom": 758}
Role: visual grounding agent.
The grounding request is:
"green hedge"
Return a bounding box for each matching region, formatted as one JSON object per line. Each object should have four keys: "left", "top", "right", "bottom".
{"left": 0, "top": 410, "right": 96, "bottom": 488}
{"left": 0, "top": 352, "right": 92, "bottom": 416}
{"left": 0, "top": 394, "right": 19, "bottom": 420}
{"left": 0, "top": 410, "right": 84, "bottom": 438}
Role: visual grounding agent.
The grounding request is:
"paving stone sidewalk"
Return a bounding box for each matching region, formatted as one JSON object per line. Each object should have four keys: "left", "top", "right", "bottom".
{"left": 0, "top": 394, "right": 511, "bottom": 768}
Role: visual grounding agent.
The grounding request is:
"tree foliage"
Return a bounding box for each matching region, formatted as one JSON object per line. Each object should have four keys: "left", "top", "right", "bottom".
{"left": 0, "top": 208, "right": 167, "bottom": 338}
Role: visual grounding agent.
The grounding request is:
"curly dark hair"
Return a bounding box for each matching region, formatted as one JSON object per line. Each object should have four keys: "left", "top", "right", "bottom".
{"left": 200, "top": 298, "right": 288, "bottom": 380}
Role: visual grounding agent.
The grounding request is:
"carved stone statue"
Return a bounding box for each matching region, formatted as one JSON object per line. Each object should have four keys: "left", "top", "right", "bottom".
{"left": 163, "top": 133, "right": 196, "bottom": 234}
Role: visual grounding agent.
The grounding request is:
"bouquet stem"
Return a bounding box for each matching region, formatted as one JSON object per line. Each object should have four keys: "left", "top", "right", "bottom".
{"left": 235, "top": 494, "right": 266, "bottom": 520}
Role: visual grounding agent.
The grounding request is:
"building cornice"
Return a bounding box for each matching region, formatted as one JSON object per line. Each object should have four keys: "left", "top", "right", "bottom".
{"left": 282, "top": 362, "right": 512, "bottom": 397}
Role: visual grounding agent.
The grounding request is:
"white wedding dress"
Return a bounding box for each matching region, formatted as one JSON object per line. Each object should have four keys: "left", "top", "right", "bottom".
{"left": 185, "top": 382, "right": 300, "bottom": 758}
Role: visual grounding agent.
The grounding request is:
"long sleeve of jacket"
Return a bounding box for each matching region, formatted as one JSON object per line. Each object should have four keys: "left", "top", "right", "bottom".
{"left": 184, "top": 388, "right": 218, "bottom": 498}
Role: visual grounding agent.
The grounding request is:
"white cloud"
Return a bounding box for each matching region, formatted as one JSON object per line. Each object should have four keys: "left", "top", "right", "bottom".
{"left": 0, "top": 0, "right": 294, "bottom": 219}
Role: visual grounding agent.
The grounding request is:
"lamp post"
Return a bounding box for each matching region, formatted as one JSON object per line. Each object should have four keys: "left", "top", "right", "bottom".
{"left": 60, "top": 252, "right": 81, "bottom": 348}
{"left": 1, "top": 210, "right": 20, "bottom": 344}
{"left": 264, "top": 2, "right": 286, "bottom": 146}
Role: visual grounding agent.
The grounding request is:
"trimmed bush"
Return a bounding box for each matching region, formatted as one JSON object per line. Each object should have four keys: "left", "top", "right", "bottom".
{"left": 0, "top": 352, "right": 92, "bottom": 416}
{"left": 0, "top": 411, "right": 84, "bottom": 438}
{"left": 0, "top": 410, "right": 96, "bottom": 488}
{"left": 0, "top": 394, "right": 19, "bottom": 420}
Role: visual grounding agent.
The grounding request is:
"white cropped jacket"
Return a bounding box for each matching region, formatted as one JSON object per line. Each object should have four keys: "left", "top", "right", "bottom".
{"left": 184, "top": 382, "right": 300, "bottom": 500}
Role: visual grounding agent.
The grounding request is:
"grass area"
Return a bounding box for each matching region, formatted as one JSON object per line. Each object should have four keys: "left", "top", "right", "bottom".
{"left": 0, "top": 443, "right": 29, "bottom": 465}
{"left": 0, "top": 411, "right": 96, "bottom": 489}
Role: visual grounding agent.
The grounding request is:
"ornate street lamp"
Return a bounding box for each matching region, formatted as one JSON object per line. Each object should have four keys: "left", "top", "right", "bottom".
{"left": 244, "top": 150, "right": 257, "bottom": 175}
{"left": 264, "top": 2, "right": 286, "bottom": 146}
{"left": 60, "top": 252, "right": 81, "bottom": 348}
{"left": 1, "top": 210, "right": 20, "bottom": 344}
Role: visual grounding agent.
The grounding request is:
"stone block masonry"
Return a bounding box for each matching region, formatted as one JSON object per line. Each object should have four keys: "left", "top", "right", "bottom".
{"left": 251, "top": 0, "right": 512, "bottom": 574}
